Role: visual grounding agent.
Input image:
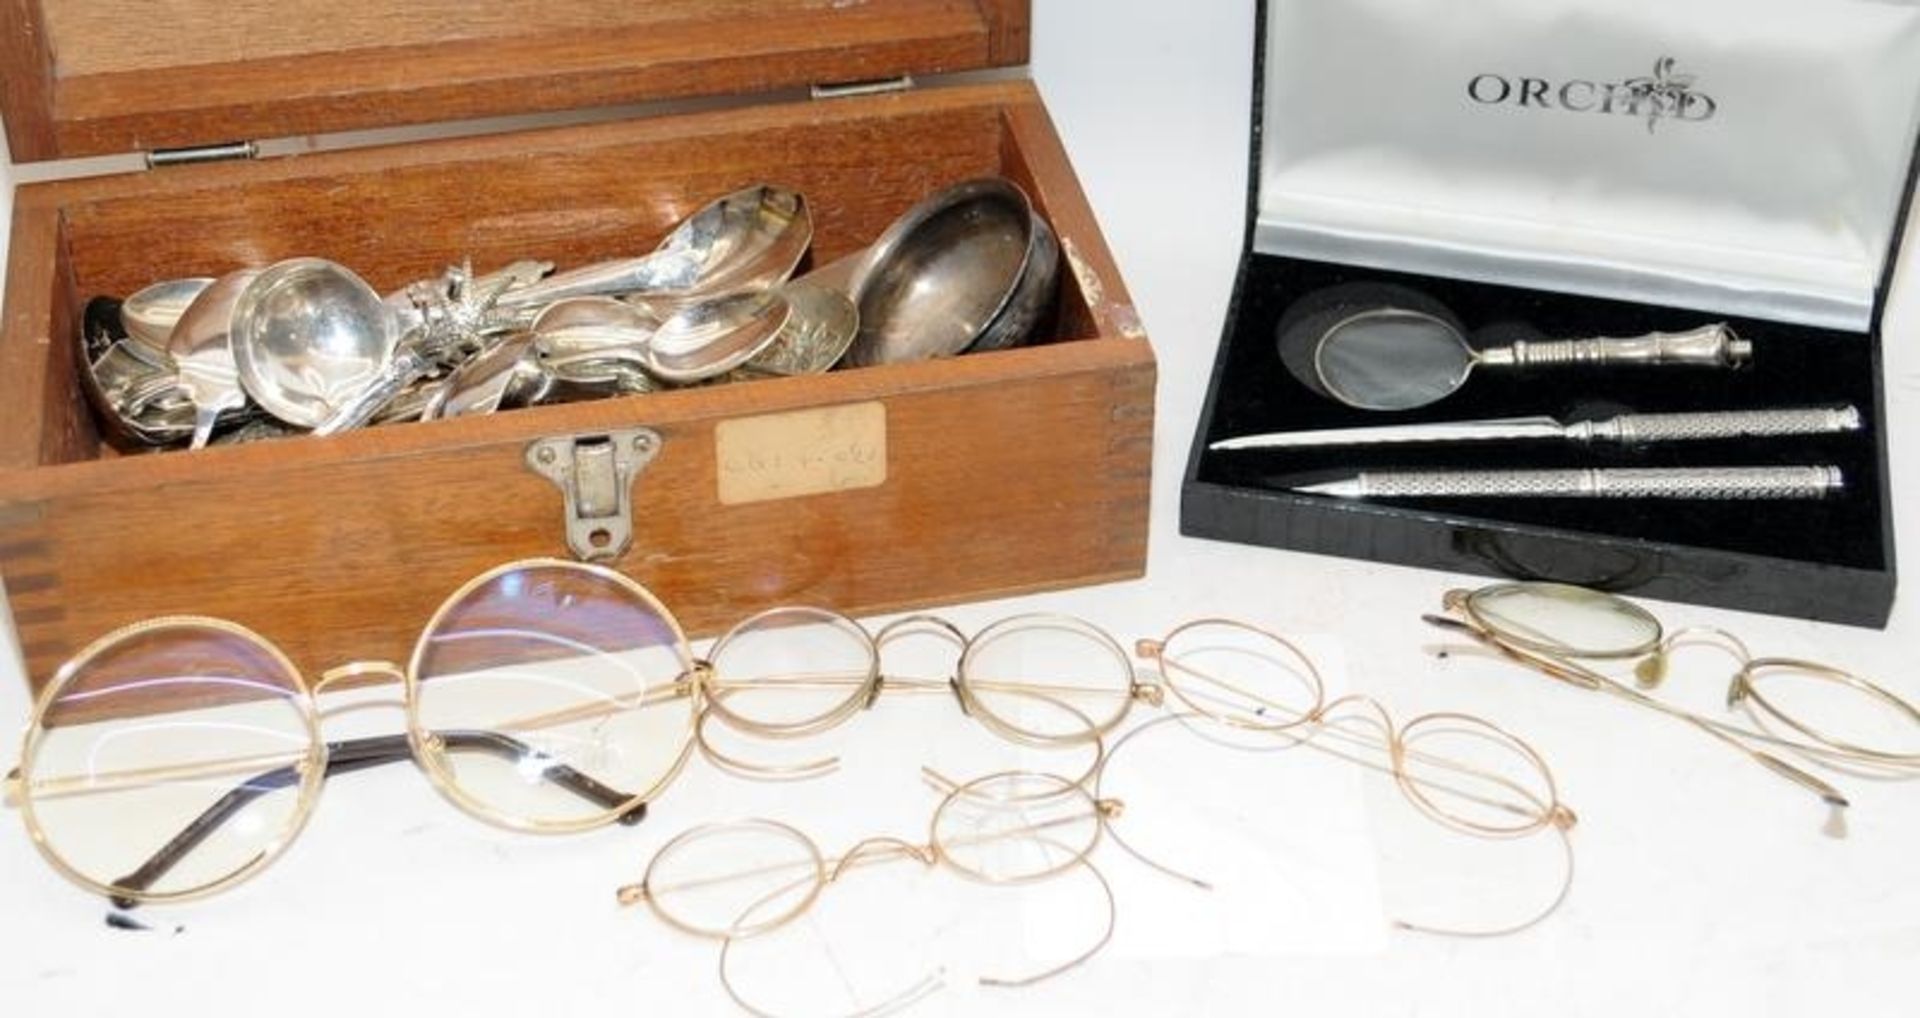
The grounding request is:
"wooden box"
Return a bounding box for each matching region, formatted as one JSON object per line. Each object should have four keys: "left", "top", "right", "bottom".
{"left": 0, "top": 1, "right": 1154, "bottom": 690}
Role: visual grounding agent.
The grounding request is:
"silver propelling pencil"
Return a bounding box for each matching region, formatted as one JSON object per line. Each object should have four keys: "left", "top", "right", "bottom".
{"left": 1293, "top": 465, "right": 1845, "bottom": 500}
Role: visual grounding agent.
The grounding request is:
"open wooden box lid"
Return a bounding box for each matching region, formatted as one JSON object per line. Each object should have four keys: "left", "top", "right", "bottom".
{"left": 0, "top": 0, "right": 1030, "bottom": 162}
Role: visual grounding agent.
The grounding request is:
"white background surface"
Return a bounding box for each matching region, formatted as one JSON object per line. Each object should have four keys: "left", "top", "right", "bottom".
{"left": 2, "top": 3, "right": 1918, "bottom": 1015}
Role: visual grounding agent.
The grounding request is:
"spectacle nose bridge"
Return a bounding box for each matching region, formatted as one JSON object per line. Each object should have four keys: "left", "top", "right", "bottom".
{"left": 314, "top": 660, "right": 407, "bottom": 695}
{"left": 871, "top": 613, "right": 972, "bottom": 715}
{"left": 832, "top": 836, "right": 933, "bottom": 881}
{"left": 873, "top": 613, "right": 968, "bottom": 649}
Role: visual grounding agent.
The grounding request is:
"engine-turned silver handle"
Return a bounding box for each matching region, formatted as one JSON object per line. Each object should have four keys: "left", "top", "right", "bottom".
{"left": 1580, "top": 405, "right": 1862, "bottom": 443}
{"left": 1298, "top": 465, "right": 1844, "bottom": 500}
{"left": 1484, "top": 324, "right": 1752, "bottom": 369}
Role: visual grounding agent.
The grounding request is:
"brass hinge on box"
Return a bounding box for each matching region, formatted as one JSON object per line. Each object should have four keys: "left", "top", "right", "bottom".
{"left": 810, "top": 75, "right": 915, "bottom": 100}
{"left": 144, "top": 141, "right": 259, "bottom": 170}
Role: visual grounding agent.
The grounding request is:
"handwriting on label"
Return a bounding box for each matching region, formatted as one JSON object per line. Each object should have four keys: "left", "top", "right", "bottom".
{"left": 714, "top": 402, "right": 888, "bottom": 505}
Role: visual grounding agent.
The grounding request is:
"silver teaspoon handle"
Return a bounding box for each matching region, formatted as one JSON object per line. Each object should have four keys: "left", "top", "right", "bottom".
{"left": 312, "top": 349, "right": 433, "bottom": 437}
{"left": 1585, "top": 405, "right": 1862, "bottom": 443}
{"left": 1481, "top": 324, "right": 1752, "bottom": 369}
{"left": 493, "top": 255, "right": 679, "bottom": 309}
{"left": 1319, "top": 465, "right": 1842, "bottom": 499}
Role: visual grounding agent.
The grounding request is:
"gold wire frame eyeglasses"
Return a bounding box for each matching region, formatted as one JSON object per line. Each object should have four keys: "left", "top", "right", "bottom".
{"left": 1110, "top": 623, "right": 1578, "bottom": 937}
{"left": 1426, "top": 581, "right": 1920, "bottom": 813}
{"left": 697, "top": 609, "right": 1166, "bottom": 749}
{"left": 619, "top": 768, "right": 1125, "bottom": 1016}
{"left": 692, "top": 613, "right": 1338, "bottom": 782}
{"left": 5, "top": 558, "right": 702, "bottom": 906}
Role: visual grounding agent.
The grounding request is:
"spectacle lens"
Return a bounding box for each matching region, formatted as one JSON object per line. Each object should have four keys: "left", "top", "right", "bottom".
{"left": 643, "top": 819, "right": 825, "bottom": 938}
{"left": 1394, "top": 714, "right": 1561, "bottom": 836}
{"left": 705, "top": 607, "right": 876, "bottom": 735}
{"left": 1738, "top": 660, "right": 1920, "bottom": 760}
{"left": 21, "top": 620, "right": 320, "bottom": 900}
{"left": 1156, "top": 620, "right": 1324, "bottom": 730}
{"left": 932, "top": 772, "right": 1100, "bottom": 883}
{"left": 410, "top": 562, "right": 695, "bottom": 829}
{"left": 1466, "top": 582, "right": 1662, "bottom": 658}
{"left": 960, "top": 616, "right": 1133, "bottom": 745}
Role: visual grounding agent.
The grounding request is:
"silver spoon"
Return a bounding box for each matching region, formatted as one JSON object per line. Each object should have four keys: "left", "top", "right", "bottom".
{"left": 640, "top": 289, "right": 793, "bottom": 384}
{"left": 122, "top": 277, "right": 214, "bottom": 354}
{"left": 840, "top": 178, "right": 1053, "bottom": 367}
{"left": 527, "top": 298, "right": 661, "bottom": 394}
{"left": 428, "top": 332, "right": 552, "bottom": 419}
{"left": 967, "top": 209, "right": 1059, "bottom": 354}
{"left": 530, "top": 297, "right": 659, "bottom": 362}
{"left": 230, "top": 258, "right": 395, "bottom": 429}
{"left": 491, "top": 184, "right": 811, "bottom": 314}
{"left": 729, "top": 280, "right": 860, "bottom": 378}
{"left": 168, "top": 269, "right": 261, "bottom": 449}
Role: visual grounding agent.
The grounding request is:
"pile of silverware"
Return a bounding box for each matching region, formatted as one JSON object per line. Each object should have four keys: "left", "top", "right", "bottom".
{"left": 80, "top": 178, "right": 1060, "bottom": 450}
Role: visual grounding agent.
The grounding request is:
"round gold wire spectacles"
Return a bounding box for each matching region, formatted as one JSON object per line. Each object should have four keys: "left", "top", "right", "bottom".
{"left": 620, "top": 768, "right": 1124, "bottom": 1016}
{"left": 1109, "top": 623, "right": 1578, "bottom": 938}
{"left": 693, "top": 613, "right": 1339, "bottom": 781}
{"left": 1426, "top": 581, "right": 1920, "bottom": 814}
{"left": 5, "top": 558, "right": 702, "bottom": 907}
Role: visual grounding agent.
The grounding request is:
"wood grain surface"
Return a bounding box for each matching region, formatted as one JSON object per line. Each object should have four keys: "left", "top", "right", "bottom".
{"left": 2, "top": 0, "right": 1030, "bottom": 161}
{"left": 0, "top": 81, "right": 1155, "bottom": 692}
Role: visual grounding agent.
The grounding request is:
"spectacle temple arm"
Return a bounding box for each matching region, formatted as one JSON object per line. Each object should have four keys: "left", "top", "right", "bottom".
{"left": 109, "top": 730, "right": 645, "bottom": 908}
{"left": 1420, "top": 615, "right": 1605, "bottom": 690}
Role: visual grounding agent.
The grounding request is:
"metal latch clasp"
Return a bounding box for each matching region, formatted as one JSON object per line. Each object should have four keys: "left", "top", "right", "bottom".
{"left": 525, "top": 428, "right": 661, "bottom": 562}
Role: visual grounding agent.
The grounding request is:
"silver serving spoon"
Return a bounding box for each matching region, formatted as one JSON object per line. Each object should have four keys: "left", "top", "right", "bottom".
{"left": 122, "top": 277, "right": 214, "bottom": 354}
{"left": 230, "top": 258, "right": 395, "bottom": 429}
{"left": 168, "top": 270, "right": 261, "bottom": 449}
{"left": 840, "top": 178, "right": 1055, "bottom": 366}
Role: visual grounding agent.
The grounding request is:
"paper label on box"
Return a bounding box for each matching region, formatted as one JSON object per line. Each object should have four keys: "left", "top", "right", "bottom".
{"left": 715, "top": 402, "right": 887, "bottom": 505}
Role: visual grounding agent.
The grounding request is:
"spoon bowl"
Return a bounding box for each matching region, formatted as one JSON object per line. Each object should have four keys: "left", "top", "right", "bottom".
{"left": 531, "top": 297, "right": 659, "bottom": 361}
{"left": 122, "top": 277, "right": 214, "bottom": 354}
{"left": 430, "top": 332, "right": 552, "bottom": 419}
{"left": 170, "top": 269, "right": 262, "bottom": 448}
{"left": 966, "top": 209, "right": 1059, "bottom": 354}
{"left": 231, "top": 258, "right": 395, "bottom": 428}
{"left": 736, "top": 280, "right": 859, "bottom": 377}
{"left": 843, "top": 178, "right": 1043, "bottom": 367}
{"left": 641, "top": 290, "right": 793, "bottom": 384}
